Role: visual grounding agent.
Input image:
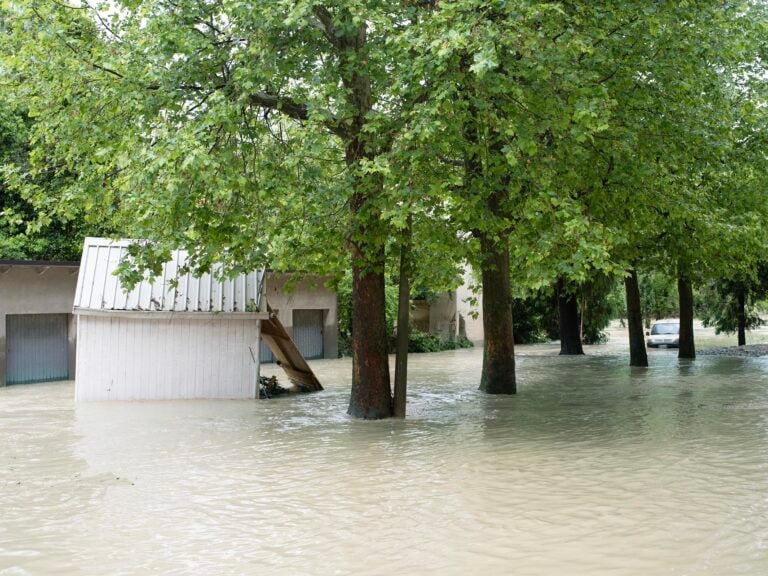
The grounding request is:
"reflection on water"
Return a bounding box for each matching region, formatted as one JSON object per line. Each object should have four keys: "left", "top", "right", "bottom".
{"left": 2, "top": 347, "right": 768, "bottom": 575}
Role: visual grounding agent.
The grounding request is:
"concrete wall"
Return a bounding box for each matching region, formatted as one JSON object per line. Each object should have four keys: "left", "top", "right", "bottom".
{"left": 0, "top": 264, "right": 79, "bottom": 386}
{"left": 410, "top": 267, "right": 485, "bottom": 344}
{"left": 411, "top": 301, "right": 430, "bottom": 333}
{"left": 428, "top": 291, "right": 458, "bottom": 342}
{"left": 264, "top": 272, "right": 338, "bottom": 359}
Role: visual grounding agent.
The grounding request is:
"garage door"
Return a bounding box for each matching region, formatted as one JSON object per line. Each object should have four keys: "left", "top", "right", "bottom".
{"left": 292, "top": 309, "right": 324, "bottom": 359}
{"left": 260, "top": 310, "right": 277, "bottom": 363}
{"left": 6, "top": 314, "right": 69, "bottom": 384}
{"left": 260, "top": 338, "right": 274, "bottom": 363}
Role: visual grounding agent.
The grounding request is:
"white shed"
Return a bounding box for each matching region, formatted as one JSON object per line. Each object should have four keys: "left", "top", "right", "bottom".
{"left": 73, "top": 238, "right": 268, "bottom": 401}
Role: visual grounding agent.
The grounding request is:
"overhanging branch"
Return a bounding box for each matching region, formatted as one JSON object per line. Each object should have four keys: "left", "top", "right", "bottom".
{"left": 248, "top": 92, "right": 347, "bottom": 138}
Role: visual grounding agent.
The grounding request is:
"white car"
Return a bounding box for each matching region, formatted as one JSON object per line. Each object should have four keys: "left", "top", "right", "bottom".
{"left": 646, "top": 319, "right": 680, "bottom": 348}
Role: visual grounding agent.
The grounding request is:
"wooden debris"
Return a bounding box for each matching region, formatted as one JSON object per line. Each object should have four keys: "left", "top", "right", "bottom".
{"left": 259, "top": 375, "right": 291, "bottom": 399}
{"left": 260, "top": 305, "right": 323, "bottom": 392}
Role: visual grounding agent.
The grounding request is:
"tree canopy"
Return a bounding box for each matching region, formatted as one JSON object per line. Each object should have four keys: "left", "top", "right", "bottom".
{"left": 3, "top": 0, "right": 768, "bottom": 415}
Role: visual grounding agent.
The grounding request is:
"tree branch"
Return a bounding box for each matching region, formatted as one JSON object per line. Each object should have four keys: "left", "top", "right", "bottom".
{"left": 248, "top": 92, "right": 348, "bottom": 139}
{"left": 249, "top": 92, "right": 309, "bottom": 120}
{"left": 311, "top": 6, "right": 342, "bottom": 50}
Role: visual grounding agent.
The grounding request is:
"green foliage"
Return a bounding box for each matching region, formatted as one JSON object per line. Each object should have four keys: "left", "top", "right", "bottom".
{"left": 579, "top": 275, "right": 622, "bottom": 345}
{"left": 3, "top": 0, "right": 768, "bottom": 381}
{"left": 401, "top": 1, "right": 768, "bottom": 324}
{"left": 0, "top": 97, "right": 102, "bottom": 260}
{"left": 698, "top": 266, "right": 768, "bottom": 335}
{"left": 511, "top": 291, "right": 556, "bottom": 344}
{"left": 698, "top": 283, "right": 764, "bottom": 336}
{"left": 404, "top": 330, "right": 473, "bottom": 354}
{"left": 335, "top": 272, "right": 354, "bottom": 358}
{"left": 605, "top": 281, "right": 628, "bottom": 323}
{"left": 404, "top": 330, "right": 444, "bottom": 354}
{"left": 2, "top": 0, "right": 479, "bottom": 315}
{"left": 511, "top": 274, "right": 621, "bottom": 345}
{"left": 638, "top": 272, "right": 679, "bottom": 324}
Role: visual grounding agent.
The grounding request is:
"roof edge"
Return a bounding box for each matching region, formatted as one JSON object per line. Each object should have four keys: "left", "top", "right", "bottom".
{"left": 0, "top": 260, "right": 80, "bottom": 267}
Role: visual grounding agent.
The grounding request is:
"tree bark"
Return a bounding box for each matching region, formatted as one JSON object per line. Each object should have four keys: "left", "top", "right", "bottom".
{"left": 336, "top": 19, "right": 394, "bottom": 418}
{"left": 344, "top": 138, "right": 392, "bottom": 417}
{"left": 393, "top": 215, "right": 412, "bottom": 418}
{"left": 478, "top": 234, "right": 516, "bottom": 394}
{"left": 624, "top": 269, "right": 648, "bottom": 367}
{"left": 247, "top": 17, "right": 393, "bottom": 417}
{"left": 737, "top": 285, "right": 747, "bottom": 346}
{"left": 677, "top": 275, "right": 696, "bottom": 359}
{"left": 460, "top": 68, "right": 516, "bottom": 393}
{"left": 557, "top": 278, "right": 584, "bottom": 355}
{"left": 348, "top": 246, "right": 392, "bottom": 419}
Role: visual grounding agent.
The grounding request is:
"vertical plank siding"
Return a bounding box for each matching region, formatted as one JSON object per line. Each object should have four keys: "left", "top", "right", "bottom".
{"left": 75, "top": 315, "right": 259, "bottom": 400}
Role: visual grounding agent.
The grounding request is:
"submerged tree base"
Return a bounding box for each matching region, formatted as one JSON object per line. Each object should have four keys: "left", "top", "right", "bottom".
{"left": 625, "top": 269, "right": 649, "bottom": 367}
{"left": 557, "top": 279, "right": 585, "bottom": 356}
{"left": 478, "top": 234, "right": 516, "bottom": 395}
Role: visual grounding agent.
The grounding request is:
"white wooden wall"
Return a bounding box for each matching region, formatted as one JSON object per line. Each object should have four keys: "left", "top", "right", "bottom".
{"left": 75, "top": 315, "right": 260, "bottom": 400}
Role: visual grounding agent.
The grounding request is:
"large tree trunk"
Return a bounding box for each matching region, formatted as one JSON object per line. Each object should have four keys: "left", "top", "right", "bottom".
{"left": 393, "top": 215, "right": 412, "bottom": 418}
{"left": 737, "top": 285, "right": 747, "bottom": 347}
{"left": 677, "top": 275, "right": 696, "bottom": 359}
{"left": 345, "top": 140, "right": 392, "bottom": 417}
{"left": 348, "top": 249, "right": 392, "bottom": 419}
{"left": 557, "top": 278, "right": 584, "bottom": 355}
{"left": 478, "top": 234, "right": 516, "bottom": 394}
{"left": 461, "top": 78, "right": 516, "bottom": 393}
{"left": 624, "top": 269, "right": 648, "bottom": 367}
{"left": 246, "top": 16, "right": 391, "bottom": 417}
{"left": 338, "top": 18, "right": 394, "bottom": 418}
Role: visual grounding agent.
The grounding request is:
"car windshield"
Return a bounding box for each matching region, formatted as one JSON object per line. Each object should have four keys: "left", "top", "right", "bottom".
{"left": 651, "top": 323, "right": 679, "bottom": 335}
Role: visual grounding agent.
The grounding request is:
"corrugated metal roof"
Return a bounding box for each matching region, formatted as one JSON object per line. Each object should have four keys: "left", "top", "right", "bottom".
{"left": 73, "top": 238, "right": 265, "bottom": 314}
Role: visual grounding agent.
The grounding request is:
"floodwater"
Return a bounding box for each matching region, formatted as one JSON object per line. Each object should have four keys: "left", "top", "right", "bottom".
{"left": 3, "top": 338, "right": 768, "bottom": 575}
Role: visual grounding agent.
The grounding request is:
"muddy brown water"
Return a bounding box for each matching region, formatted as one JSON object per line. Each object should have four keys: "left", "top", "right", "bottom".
{"left": 2, "top": 338, "right": 768, "bottom": 575}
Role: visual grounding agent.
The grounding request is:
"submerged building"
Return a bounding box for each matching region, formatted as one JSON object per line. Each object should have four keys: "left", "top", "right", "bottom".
{"left": 73, "top": 238, "right": 269, "bottom": 400}
{"left": 0, "top": 239, "right": 338, "bottom": 392}
{"left": 1, "top": 239, "right": 488, "bottom": 393}
{"left": 0, "top": 260, "right": 79, "bottom": 386}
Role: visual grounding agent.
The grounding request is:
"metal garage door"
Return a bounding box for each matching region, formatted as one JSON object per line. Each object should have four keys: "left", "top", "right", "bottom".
{"left": 260, "top": 338, "right": 274, "bottom": 363}
{"left": 6, "top": 314, "right": 69, "bottom": 384}
{"left": 260, "top": 311, "right": 277, "bottom": 363}
{"left": 292, "top": 309, "right": 324, "bottom": 360}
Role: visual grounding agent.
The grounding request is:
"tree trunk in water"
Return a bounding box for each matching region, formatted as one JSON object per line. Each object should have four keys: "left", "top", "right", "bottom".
{"left": 557, "top": 278, "right": 584, "bottom": 355}
{"left": 737, "top": 286, "right": 747, "bottom": 346}
{"left": 345, "top": 141, "right": 392, "bottom": 417}
{"left": 624, "top": 269, "right": 648, "bottom": 367}
{"left": 348, "top": 252, "right": 392, "bottom": 419}
{"left": 461, "top": 82, "right": 515, "bottom": 394}
{"left": 333, "top": 21, "right": 392, "bottom": 418}
{"left": 677, "top": 276, "right": 696, "bottom": 359}
{"left": 393, "top": 215, "right": 412, "bottom": 418}
{"left": 478, "top": 234, "right": 516, "bottom": 394}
